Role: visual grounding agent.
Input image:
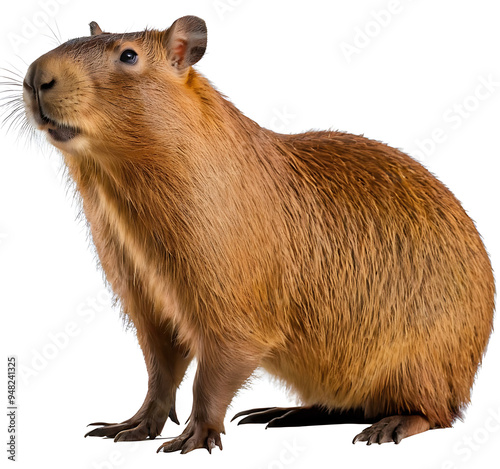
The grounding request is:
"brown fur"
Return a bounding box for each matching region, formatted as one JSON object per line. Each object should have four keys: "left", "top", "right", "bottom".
{"left": 21, "top": 16, "right": 495, "bottom": 453}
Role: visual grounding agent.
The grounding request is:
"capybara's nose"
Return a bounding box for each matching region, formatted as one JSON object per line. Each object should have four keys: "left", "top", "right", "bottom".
{"left": 23, "top": 59, "right": 57, "bottom": 98}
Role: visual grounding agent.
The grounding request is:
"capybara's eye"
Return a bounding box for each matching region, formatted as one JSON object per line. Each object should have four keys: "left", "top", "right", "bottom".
{"left": 120, "top": 49, "right": 138, "bottom": 64}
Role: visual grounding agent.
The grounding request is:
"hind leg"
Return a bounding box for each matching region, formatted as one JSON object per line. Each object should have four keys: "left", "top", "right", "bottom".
{"left": 353, "top": 415, "right": 431, "bottom": 445}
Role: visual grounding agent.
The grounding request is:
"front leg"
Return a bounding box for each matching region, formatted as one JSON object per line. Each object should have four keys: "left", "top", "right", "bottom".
{"left": 157, "top": 340, "right": 261, "bottom": 454}
{"left": 86, "top": 301, "right": 192, "bottom": 441}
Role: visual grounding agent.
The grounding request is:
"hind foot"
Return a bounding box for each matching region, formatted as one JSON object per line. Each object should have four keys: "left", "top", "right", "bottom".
{"left": 232, "top": 406, "right": 307, "bottom": 427}
{"left": 233, "top": 406, "right": 372, "bottom": 427}
{"left": 352, "top": 415, "right": 431, "bottom": 445}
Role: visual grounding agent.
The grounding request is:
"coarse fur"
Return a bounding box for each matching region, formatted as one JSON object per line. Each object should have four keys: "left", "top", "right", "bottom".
{"left": 20, "top": 16, "right": 495, "bottom": 453}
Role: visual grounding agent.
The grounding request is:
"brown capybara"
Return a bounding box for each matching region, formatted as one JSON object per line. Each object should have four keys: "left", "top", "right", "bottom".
{"left": 19, "top": 16, "right": 495, "bottom": 453}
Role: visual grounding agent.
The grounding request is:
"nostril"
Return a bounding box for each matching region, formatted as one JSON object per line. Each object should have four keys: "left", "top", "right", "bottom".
{"left": 23, "top": 80, "right": 35, "bottom": 95}
{"left": 40, "top": 79, "right": 56, "bottom": 91}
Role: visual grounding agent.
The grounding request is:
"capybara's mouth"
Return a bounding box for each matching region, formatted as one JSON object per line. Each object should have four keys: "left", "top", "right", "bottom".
{"left": 47, "top": 124, "right": 78, "bottom": 142}
{"left": 41, "top": 113, "right": 79, "bottom": 142}
{"left": 22, "top": 85, "right": 80, "bottom": 143}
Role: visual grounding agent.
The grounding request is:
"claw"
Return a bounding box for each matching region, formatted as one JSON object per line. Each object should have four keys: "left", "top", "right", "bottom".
{"left": 207, "top": 437, "right": 216, "bottom": 454}
{"left": 169, "top": 405, "right": 180, "bottom": 425}
{"left": 87, "top": 421, "right": 118, "bottom": 427}
{"left": 158, "top": 436, "right": 187, "bottom": 453}
{"left": 233, "top": 407, "right": 299, "bottom": 425}
{"left": 114, "top": 422, "right": 150, "bottom": 442}
{"left": 85, "top": 422, "right": 132, "bottom": 438}
{"left": 231, "top": 407, "right": 280, "bottom": 422}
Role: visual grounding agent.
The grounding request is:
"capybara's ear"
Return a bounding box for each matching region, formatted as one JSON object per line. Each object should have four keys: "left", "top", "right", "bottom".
{"left": 165, "top": 16, "right": 207, "bottom": 72}
{"left": 89, "top": 21, "right": 104, "bottom": 36}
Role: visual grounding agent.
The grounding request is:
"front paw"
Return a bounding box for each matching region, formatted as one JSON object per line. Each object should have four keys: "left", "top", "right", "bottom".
{"left": 157, "top": 422, "right": 223, "bottom": 454}
{"left": 86, "top": 402, "right": 178, "bottom": 441}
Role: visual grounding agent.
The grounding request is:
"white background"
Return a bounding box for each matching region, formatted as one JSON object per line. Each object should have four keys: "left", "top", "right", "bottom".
{"left": 1, "top": 1, "right": 499, "bottom": 468}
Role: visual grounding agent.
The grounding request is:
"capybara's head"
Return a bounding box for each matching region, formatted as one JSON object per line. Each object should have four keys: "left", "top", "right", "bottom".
{"left": 23, "top": 16, "right": 207, "bottom": 156}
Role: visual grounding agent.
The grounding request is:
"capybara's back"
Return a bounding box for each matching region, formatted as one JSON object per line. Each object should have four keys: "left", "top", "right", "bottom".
{"left": 19, "top": 16, "right": 495, "bottom": 453}
{"left": 261, "top": 131, "right": 495, "bottom": 431}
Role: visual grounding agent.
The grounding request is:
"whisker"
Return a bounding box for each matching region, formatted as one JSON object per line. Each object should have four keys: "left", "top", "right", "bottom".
{"left": 0, "top": 103, "right": 24, "bottom": 118}
{"left": 0, "top": 63, "right": 29, "bottom": 142}
{"left": 4, "top": 110, "right": 26, "bottom": 134}
{"left": 0, "top": 75, "right": 23, "bottom": 82}
{"left": 41, "top": 33, "right": 59, "bottom": 47}
{"left": 0, "top": 85, "right": 23, "bottom": 90}
{"left": 0, "top": 95, "right": 23, "bottom": 108}
{"left": 54, "top": 20, "right": 63, "bottom": 44}
{"left": 37, "top": 15, "right": 63, "bottom": 47}
{"left": 10, "top": 55, "right": 30, "bottom": 68}
{"left": 0, "top": 67, "right": 25, "bottom": 79}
